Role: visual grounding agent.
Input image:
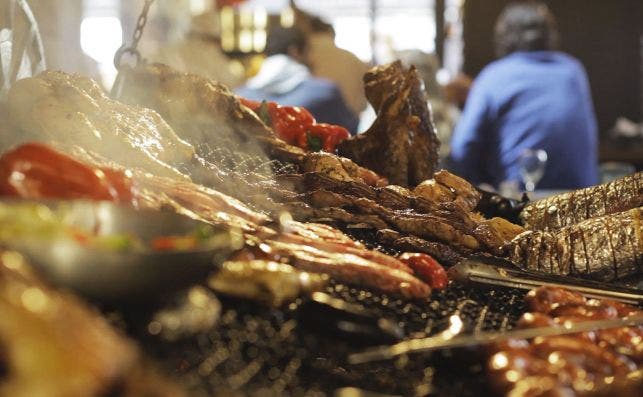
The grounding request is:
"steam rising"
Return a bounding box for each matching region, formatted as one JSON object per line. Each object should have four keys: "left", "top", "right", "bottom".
{"left": 1, "top": 66, "right": 285, "bottom": 216}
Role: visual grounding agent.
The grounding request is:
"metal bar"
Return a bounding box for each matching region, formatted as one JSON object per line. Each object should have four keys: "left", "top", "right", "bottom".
{"left": 348, "top": 313, "right": 643, "bottom": 364}
{"left": 448, "top": 259, "right": 643, "bottom": 305}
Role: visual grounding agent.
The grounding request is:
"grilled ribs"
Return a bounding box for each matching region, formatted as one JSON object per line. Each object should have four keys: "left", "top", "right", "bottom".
{"left": 520, "top": 172, "right": 642, "bottom": 230}
{"left": 337, "top": 61, "right": 440, "bottom": 186}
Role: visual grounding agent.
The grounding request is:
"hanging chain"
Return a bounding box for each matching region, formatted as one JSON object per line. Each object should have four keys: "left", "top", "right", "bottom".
{"left": 113, "top": 0, "right": 156, "bottom": 70}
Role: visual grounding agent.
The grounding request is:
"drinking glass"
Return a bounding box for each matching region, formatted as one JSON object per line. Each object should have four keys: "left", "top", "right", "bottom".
{"left": 518, "top": 149, "right": 547, "bottom": 192}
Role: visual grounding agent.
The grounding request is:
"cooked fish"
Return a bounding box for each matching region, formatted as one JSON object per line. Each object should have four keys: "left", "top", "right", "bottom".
{"left": 520, "top": 172, "right": 642, "bottom": 230}
{"left": 508, "top": 207, "right": 642, "bottom": 280}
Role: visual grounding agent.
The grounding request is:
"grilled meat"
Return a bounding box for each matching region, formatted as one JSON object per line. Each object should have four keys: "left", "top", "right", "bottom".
{"left": 208, "top": 260, "right": 328, "bottom": 306}
{"left": 337, "top": 61, "right": 440, "bottom": 186}
{"left": 302, "top": 152, "right": 388, "bottom": 187}
{"left": 284, "top": 201, "right": 391, "bottom": 230}
{"left": 274, "top": 232, "right": 414, "bottom": 274}
{"left": 489, "top": 286, "right": 643, "bottom": 397}
{"left": 5, "top": 71, "right": 193, "bottom": 181}
{"left": 520, "top": 172, "right": 643, "bottom": 230}
{"left": 376, "top": 229, "right": 468, "bottom": 266}
{"left": 240, "top": 239, "right": 431, "bottom": 298}
{"left": 0, "top": 250, "right": 185, "bottom": 397}
{"left": 135, "top": 172, "right": 270, "bottom": 227}
{"left": 508, "top": 207, "right": 642, "bottom": 281}
{"left": 117, "top": 63, "right": 306, "bottom": 164}
{"left": 433, "top": 170, "right": 481, "bottom": 211}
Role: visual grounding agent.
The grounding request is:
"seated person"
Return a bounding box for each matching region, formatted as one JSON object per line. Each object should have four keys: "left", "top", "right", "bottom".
{"left": 236, "top": 27, "right": 359, "bottom": 134}
{"left": 447, "top": 2, "right": 599, "bottom": 190}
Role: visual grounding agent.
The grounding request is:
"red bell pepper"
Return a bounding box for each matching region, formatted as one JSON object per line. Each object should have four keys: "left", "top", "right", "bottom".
{"left": 0, "top": 142, "right": 137, "bottom": 204}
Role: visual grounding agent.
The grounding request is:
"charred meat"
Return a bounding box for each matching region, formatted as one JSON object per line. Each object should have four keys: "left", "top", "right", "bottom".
{"left": 337, "top": 61, "right": 440, "bottom": 186}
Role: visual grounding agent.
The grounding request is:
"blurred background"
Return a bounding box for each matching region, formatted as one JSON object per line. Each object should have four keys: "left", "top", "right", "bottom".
{"left": 29, "top": 0, "right": 643, "bottom": 173}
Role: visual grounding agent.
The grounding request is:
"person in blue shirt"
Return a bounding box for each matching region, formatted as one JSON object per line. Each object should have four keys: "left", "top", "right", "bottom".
{"left": 448, "top": 1, "right": 599, "bottom": 190}
{"left": 236, "top": 27, "right": 359, "bottom": 134}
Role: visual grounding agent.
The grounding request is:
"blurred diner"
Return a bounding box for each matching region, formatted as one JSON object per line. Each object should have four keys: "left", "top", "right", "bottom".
{"left": 235, "top": 26, "right": 359, "bottom": 133}
{"left": 447, "top": 1, "right": 599, "bottom": 190}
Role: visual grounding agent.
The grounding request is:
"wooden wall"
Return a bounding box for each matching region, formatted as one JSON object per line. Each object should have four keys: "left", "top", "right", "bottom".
{"left": 462, "top": 0, "right": 643, "bottom": 135}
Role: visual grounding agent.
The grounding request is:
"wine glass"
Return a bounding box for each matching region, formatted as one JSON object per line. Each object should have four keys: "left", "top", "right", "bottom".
{"left": 518, "top": 149, "right": 548, "bottom": 192}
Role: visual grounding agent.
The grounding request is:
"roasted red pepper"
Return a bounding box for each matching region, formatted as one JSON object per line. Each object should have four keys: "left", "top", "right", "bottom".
{"left": 0, "top": 142, "right": 137, "bottom": 204}
{"left": 240, "top": 97, "right": 349, "bottom": 152}
{"left": 399, "top": 253, "right": 448, "bottom": 290}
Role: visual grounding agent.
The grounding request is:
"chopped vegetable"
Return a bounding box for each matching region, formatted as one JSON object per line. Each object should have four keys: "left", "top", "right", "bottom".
{"left": 0, "top": 143, "right": 137, "bottom": 205}
{"left": 240, "top": 98, "right": 350, "bottom": 153}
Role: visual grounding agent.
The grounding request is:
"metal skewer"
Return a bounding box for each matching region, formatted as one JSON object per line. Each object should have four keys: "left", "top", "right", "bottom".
{"left": 448, "top": 258, "right": 643, "bottom": 305}
{"left": 348, "top": 313, "right": 643, "bottom": 364}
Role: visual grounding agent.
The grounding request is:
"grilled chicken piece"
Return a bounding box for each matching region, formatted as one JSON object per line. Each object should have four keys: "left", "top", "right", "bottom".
{"left": 337, "top": 61, "right": 440, "bottom": 186}
{"left": 118, "top": 63, "right": 305, "bottom": 164}
{"left": 0, "top": 250, "right": 184, "bottom": 397}
{"left": 520, "top": 172, "right": 642, "bottom": 230}
{"left": 303, "top": 152, "right": 355, "bottom": 183}
{"left": 413, "top": 170, "right": 481, "bottom": 212}
{"left": 413, "top": 179, "right": 454, "bottom": 203}
{"left": 302, "top": 152, "right": 388, "bottom": 187}
{"left": 508, "top": 207, "right": 642, "bottom": 281}
{"left": 6, "top": 71, "right": 193, "bottom": 181}
{"left": 433, "top": 170, "right": 481, "bottom": 210}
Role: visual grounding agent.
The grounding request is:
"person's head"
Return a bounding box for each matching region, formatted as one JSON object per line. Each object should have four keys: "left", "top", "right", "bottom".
{"left": 494, "top": 1, "right": 559, "bottom": 58}
{"left": 265, "top": 27, "right": 308, "bottom": 63}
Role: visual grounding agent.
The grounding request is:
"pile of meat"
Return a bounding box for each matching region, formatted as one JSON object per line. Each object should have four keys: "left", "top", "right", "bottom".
{"left": 488, "top": 286, "right": 643, "bottom": 396}
{"left": 112, "top": 63, "right": 525, "bottom": 264}
{"left": 0, "top": 63, "right": 529, "bottom": 293}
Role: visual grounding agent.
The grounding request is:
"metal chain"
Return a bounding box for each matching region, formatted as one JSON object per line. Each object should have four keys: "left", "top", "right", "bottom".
{"left": 113, "top": 0, "right": 156, "bottom": 70}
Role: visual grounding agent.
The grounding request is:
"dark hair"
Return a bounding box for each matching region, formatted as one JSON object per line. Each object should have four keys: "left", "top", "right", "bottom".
{"left": 494, "top": 1, "right": 559, "bottom": 57}
{"left": 310, "top": 16, "right": 334, "bottom": 36}
{"left": 265, "top": 27, "right": 307, "bottom": 57}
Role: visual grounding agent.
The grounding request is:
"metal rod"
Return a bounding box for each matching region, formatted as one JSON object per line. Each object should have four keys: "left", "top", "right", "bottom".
{"left": 448, "top": 259, "right": 643, "bottom": 305}
{"left": 348, "top": 314, "right": 643, "bottom": 364}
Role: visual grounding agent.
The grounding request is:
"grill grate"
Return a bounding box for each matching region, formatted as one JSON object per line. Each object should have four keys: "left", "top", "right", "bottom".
{"left": 134, "top": 281, "right": 526, "bottom": 396}
{"left": 129, "top": 141, "right": 529, "bottom": 395}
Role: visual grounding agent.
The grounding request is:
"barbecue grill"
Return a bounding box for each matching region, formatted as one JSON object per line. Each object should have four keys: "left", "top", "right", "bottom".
{"left": 104, "top": 137, "right": 531, "bottom": 396}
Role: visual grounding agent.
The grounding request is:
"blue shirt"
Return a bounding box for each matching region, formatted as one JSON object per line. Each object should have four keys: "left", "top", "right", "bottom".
{"left": 448, "top": 51, "right": 599, "bottom": 189}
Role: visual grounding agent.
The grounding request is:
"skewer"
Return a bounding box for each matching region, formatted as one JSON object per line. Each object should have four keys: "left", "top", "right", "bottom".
{"left": 448, "top": 258, "right": 643, "bottom": 305}
{"left": 348, "top": 313, "right": 643, "bottom": 364}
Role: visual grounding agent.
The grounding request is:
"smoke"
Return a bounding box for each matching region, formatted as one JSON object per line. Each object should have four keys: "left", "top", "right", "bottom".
{"left": 1, "top": 66, "right": 285, "bottom": 218}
